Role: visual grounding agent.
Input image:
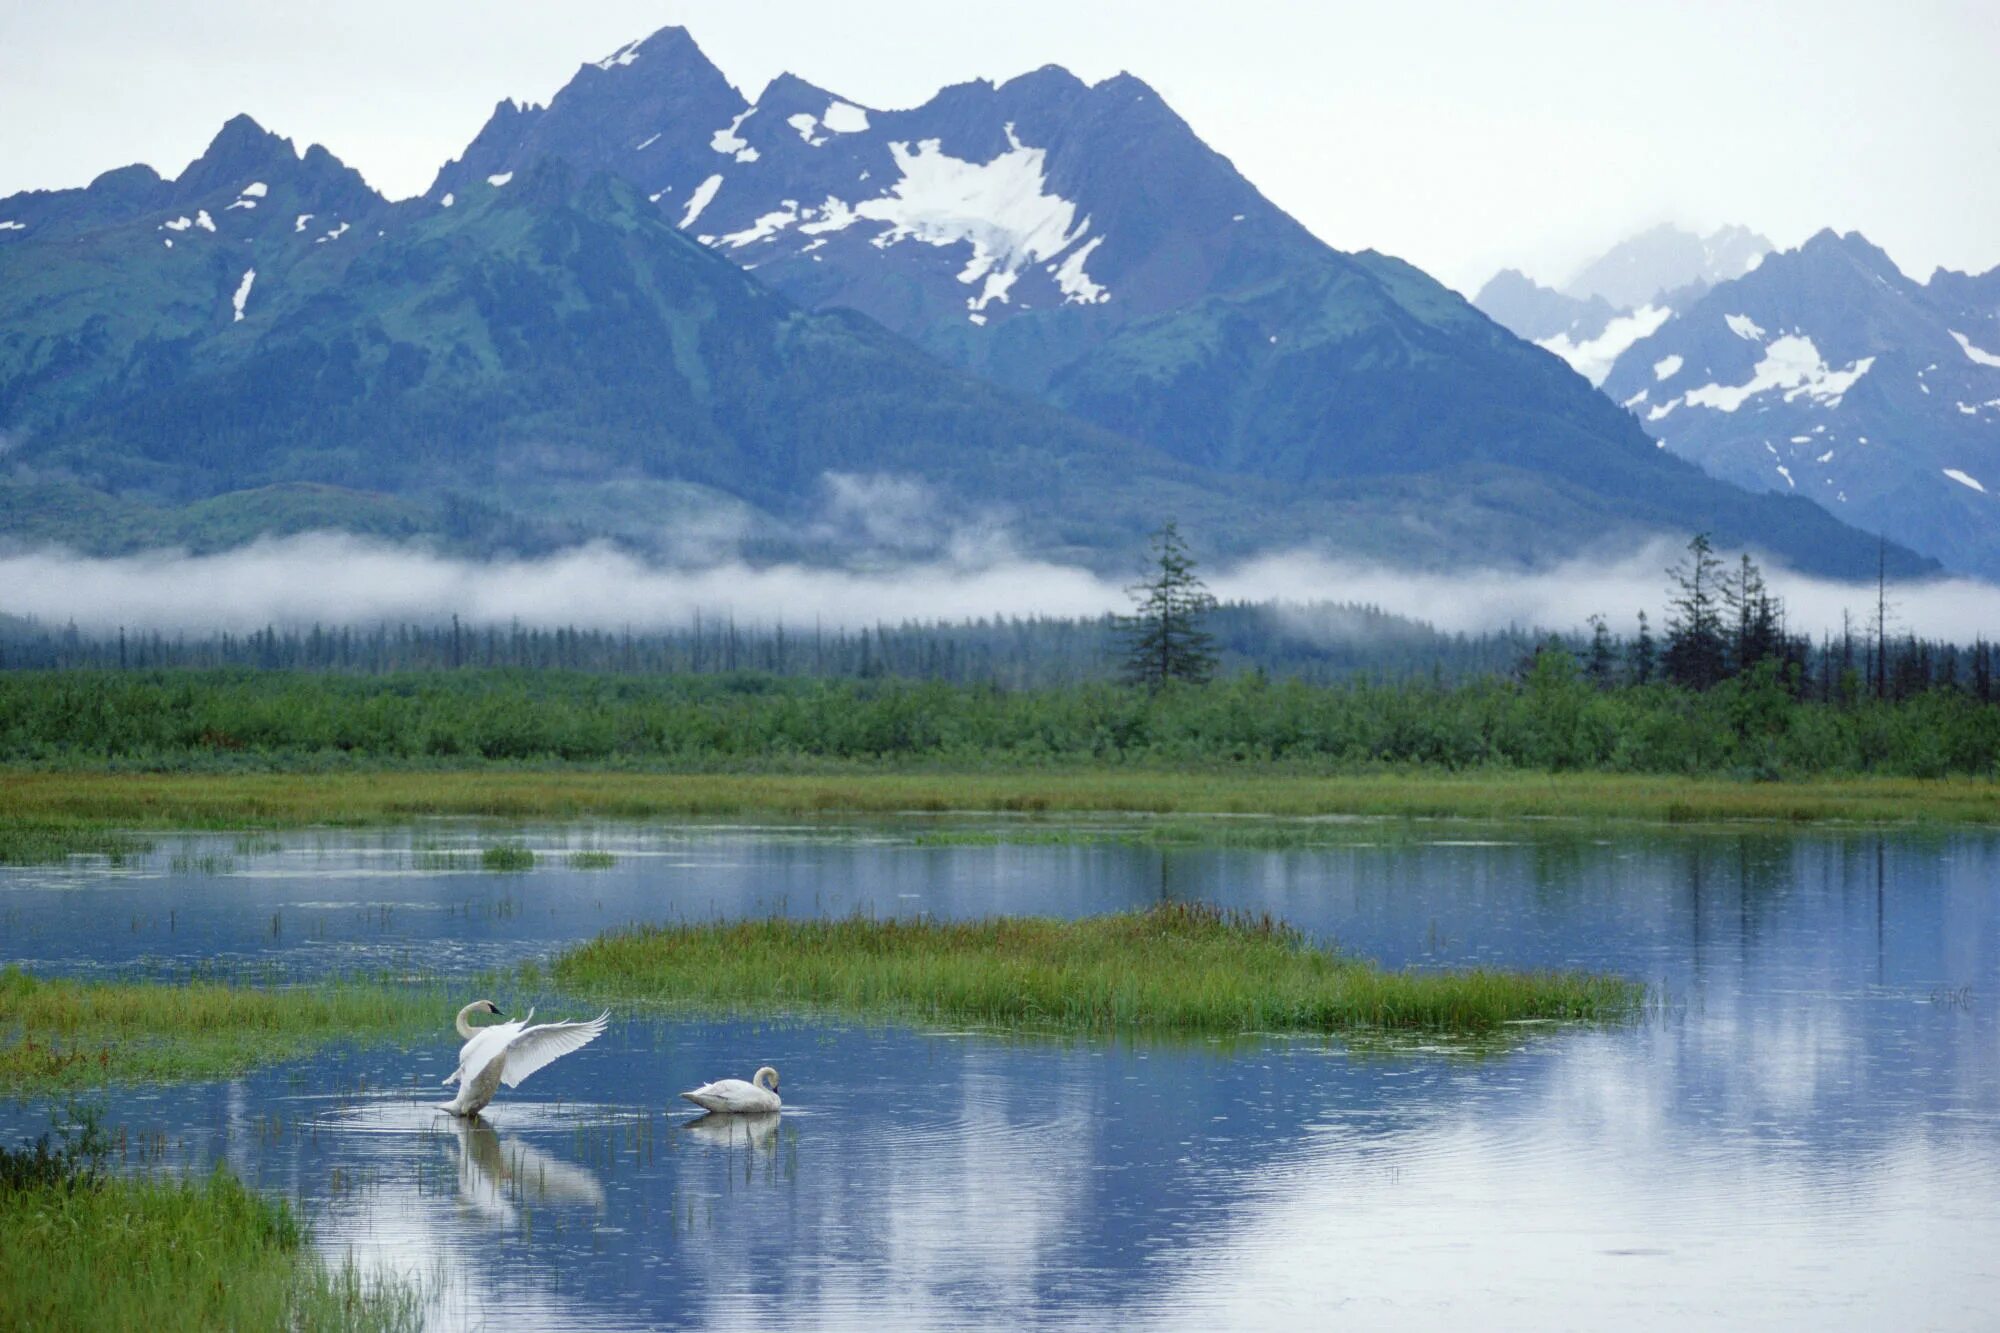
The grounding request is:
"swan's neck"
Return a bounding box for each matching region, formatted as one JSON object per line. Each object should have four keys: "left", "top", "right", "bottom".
{"left": 455, "top": 1004, "right": 482, "bottom": 1040}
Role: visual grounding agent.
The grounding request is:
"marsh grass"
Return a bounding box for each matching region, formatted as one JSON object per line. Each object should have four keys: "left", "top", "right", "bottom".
{"left": 0, "top": 969, "right": 445, "bottom": 1093}
{"left": 3, "top": 769, "right": 1993, "bottom": 837}
{"left": 0, "top": 1108, "right": 421, "bottom": 1331}
{"left": 479, "top": 842, "right": 536, "bottom": 872}
{"left": 566, "top": 849, "right": 617, "bottom": 869}
{"left": 0, "top": 819, "right": 151, "bottom": 866}
{"left": 554, "top": 902, "right": 1639, "bottom": 1035}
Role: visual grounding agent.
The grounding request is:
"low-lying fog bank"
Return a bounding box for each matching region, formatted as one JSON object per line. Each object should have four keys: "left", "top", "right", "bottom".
{"left": 1, "top": 533, "right": 1994, "bottom": 642}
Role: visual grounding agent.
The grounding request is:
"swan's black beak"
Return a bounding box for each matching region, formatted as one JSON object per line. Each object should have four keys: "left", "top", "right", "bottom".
{"left": 491, "top": 1006, "right": 505, "bottom": 1017}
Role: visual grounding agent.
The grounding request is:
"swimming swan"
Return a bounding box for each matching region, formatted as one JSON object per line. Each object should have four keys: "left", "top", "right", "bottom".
{"left": 680, "top": 1066, "right": 780, "bottom": 1114}
{"left": 439, "top": 1000, "right": 609, "bottom": 1118}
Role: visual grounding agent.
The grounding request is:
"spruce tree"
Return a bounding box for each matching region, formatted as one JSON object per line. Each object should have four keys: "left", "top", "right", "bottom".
{"left": 1663, "top": 533, "right": 1728, "bottom": 690}
{"left": 1629, "top": 610, "right": 1656, "bottom": 685}
{"left": 1120, "top": 520, "right": 1218, "bottom": 689}
{"left": 1585, "top": 614, "right": 1617, "bottom": 688}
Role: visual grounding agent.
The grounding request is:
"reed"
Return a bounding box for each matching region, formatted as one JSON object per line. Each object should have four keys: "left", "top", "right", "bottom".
{"left": 554, "top": 902, "right": 1639, "bottom": 1035}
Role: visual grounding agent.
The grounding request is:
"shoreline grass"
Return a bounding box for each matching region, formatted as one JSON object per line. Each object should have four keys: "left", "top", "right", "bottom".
{"left": 553, "top": 902, "right": 1641, "bottom": 1036}
{"left": 0, "top": 970, "right": 446, "bottom": 1093}
{"left": 1, "top": 1111, "right": 421, "bottom": 1331}
{"left": 2, "top": 769, "right": 1996, "bottom": 862}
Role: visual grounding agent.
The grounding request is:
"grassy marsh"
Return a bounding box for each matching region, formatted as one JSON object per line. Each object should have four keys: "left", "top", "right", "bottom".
{"left": 0, "top": 1111, "right": 421, "bottom": 1331}
{"left": 554, "top": 902, "right": 1640, "bottom": 1035}
{"left": 3, "top": 770, "right": 1996, "bottom": 846}
{"left": 0, "top": 970, "right": 446, "bottom": 1093}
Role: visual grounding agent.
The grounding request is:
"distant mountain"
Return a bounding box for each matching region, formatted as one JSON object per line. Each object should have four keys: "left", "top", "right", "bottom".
{"left": 1599, "top": 230, "right": 2000, "bottom": 577}
{"left": 1563, "top": 223, "right": 1772, "bottom": 310}
{"left": 1474, "top": 225, "right": 1774, "bottom": 388}
{"left": 0, "top": 29, "right": 1932, "bottom": 579}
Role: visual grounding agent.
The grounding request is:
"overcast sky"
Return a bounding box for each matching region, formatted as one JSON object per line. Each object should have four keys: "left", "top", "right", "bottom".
{"left": 2, "top": 0, "right": 1994, "bottom": 293}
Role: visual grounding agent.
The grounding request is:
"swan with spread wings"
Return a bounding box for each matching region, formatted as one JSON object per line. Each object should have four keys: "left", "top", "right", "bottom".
{"left": 439, "top": 1000, "right": 609, "bottom": 1118}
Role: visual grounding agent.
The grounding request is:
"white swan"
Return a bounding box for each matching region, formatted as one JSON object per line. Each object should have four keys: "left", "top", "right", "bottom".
{"left": 680, "top": 1066, "right": 780, "bottom": 1114}
{"left": 438, "top": 999, "right": 609, "bottom": 1118}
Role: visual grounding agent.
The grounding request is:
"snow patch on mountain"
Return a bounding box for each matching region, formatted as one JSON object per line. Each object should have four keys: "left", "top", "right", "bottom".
{"left": 230, "top": 269, "right": 256, "bottom": 322}
{"left": 720, "top": 201, "right": 801, "bottom": 248}
{"left": 787, "top": 113, "right": 825, "bottom": 146}
{"left": 487, "top": 172, "right": 513, "bottom": 187}
{"left": 822, "top": 102, "right": 869, "bottom": 134}
{"left": 1053, "top": 236, "right": 1110, "bottom": 305}
{"left": 1951, "top": 330, "right": 2000, "bottom": 368}
{"left": 1725, "top": 314, "right": 1765, "bottom": 341}
{"left": 240, "top": 182, "right": 268, "bottom": 198}
{"left": 635, "top": 133, "right": 661, "bottom": 152}
{"left": 194, "top": 211, "right": 215, "bottom": 232}
{"left": 852, "top": 125, "right": 1107, "bottom": 308}
{"left": 711, "top": 110, "right": 760, "bottom": 163}
{"left": 1679, "top": 335, "right": 1875, "bottom": 413}
{"left": 1653, "top": 354, "right": 1683, "bottom": 381}
{"left": 1536, "top": 304, "right": 1669, "bottom": 386}
{"left": 1944, "top": 469, "right": 1988, "bottom": 494}
{"left": 0, "top": 221, "right": 23, "bottom": 232}
{"left": 594, "top": 39, "right": 642, "bottom": 71}
{"left": 681, "top": 174, "right": 724, "bottom": 229}
{"left": 294, "top": 214, "right": 312, "bottom": 232}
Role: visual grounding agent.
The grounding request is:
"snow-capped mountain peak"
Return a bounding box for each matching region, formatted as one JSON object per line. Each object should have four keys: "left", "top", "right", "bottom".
{"left": 1596, "top": 229, "right": 2000, "bottom": 575}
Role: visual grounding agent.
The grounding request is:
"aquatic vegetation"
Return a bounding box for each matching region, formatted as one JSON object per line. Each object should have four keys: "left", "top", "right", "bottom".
{"left": 555, "top": 902, "right": 1640, "bottom": 1035}
{"left": 0, "top": 1108, "right": 421, "bottom": 1331}
{"left": 0, "top": 970, "right": 446, "bottom": 1093}
{"left": 566, "top": 849, "right": 618, "bottom": 869}
{"left": 479, "top": 842, "right": 536, "bottom": 871}
{"left": 0, "top": 818, "right": 150, "bottom": 866}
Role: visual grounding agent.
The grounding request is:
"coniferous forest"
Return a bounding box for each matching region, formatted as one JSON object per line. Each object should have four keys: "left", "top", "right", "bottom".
{"left": 3, "top": 538, "right": 1994, "bottom": 780}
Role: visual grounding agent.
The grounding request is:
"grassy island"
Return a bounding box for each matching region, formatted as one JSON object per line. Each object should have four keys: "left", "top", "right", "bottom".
{"left": 554, "top": 903, "right": 1640, "bottom": 1035}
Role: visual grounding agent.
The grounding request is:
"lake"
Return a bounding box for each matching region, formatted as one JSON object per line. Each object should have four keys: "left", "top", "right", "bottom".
{"left": 4, "top": 817, "right": 1998, "bottom": 1329}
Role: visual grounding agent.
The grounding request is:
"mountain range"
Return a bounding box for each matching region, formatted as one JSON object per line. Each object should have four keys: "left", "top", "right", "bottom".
{"left": 0, "top": 25, "right": 1934, "bottom": 579}
{"left": 1478, "top": 225, "right": 2000, "bottom": 577}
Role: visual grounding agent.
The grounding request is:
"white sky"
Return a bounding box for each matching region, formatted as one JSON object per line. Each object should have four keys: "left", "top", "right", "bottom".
{"left": 1, "top": 0, "right": 1995, "bottom": 294}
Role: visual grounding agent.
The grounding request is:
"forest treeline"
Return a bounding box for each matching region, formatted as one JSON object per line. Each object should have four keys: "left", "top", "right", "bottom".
{"left": 2, "top": 665, "right": 1995, "bottom": 777}
{"left": 0, "top": 602, "right": 1537, "bottom": 686}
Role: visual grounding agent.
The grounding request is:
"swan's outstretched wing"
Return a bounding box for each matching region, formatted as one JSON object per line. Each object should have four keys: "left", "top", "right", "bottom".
{"left": 446, "top": 1010, "right": 533, "bottom": 1086}
{"left": 498, "top": 1011, "right": 610, "bottom": 1089}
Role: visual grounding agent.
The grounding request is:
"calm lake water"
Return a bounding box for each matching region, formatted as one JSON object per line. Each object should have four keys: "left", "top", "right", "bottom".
{"left": 4, "top": 817, "right": 1999, "bottom": 1329}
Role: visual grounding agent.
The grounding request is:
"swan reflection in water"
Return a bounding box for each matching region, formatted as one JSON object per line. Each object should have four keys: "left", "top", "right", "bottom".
{"left": 681, "top": 1110, "right": 783, "bottom": 1151}
{"left": 438, "top": 1114, "right": 608, "bottom": 1225}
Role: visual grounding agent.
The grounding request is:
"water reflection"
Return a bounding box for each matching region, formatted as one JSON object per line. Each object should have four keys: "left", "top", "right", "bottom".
{"left": 4, "top": 821, "right": 1999, "bottom": 1327}
{"left": 682, "top": 1111, "right": 781, "bottom": 1151}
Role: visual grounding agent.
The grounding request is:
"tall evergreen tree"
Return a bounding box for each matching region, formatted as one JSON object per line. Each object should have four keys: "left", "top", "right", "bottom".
{"left": 1585, "top": 614, "right": 1617, "bottom": 689}
{"left": 1629, "top": 610, "right": 1656, "bottom": 685}
{"left": 1120, "top": 520, "right": 1218, "bottom": 690}
{"left": 1664, "top": 533, "right": 1729, "bottom": 690}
